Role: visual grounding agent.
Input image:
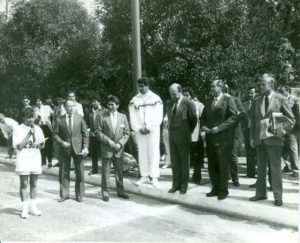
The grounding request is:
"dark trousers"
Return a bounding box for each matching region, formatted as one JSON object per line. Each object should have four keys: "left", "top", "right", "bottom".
{"left": 244, "top": 128, "right": 256, "bottom": 177}
{"left": 229, "top": 136, "right": 239, "bottom": 182}
{"left": 191, "top": 140, "right": 204, "bottom": 180}
{"left": 41, "top": 125, "right": 53, "bottom": 165}
{"left": 256, "top": 144, "right": 282, "bottom": 201}
{"left": 59, "top": 148, "right": 85, "bottom": 199}
{"left": 170, "top": 142, "right": 190, "bottom": 191}
{"left": 90, "top": 136, "right": 100, "bottom": 173}
{"left": 282, "top": 133, "right": 299, "bottom": 170}
{"left": 101, "top": 157, "right": 125, "bottom": 197}
{"left": 206, "top": 143, "right": 231, "bottom": 197}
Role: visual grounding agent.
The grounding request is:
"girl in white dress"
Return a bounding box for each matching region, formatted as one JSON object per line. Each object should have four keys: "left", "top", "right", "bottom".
{"left": 13, "top": 107, "right": 45, "bottom": 219}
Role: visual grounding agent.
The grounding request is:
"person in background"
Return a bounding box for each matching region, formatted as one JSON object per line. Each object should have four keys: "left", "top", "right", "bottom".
{"left": 96, "top": 95, "right": 130, "bottom": 202}
{"left": 13, "top": 107, "right": 45, "bottom": 219}
{"left": 182, "top": 87, "right": 205, "bottom": 185}
{"left": 129, "top": 77, "right": 163, "bottom": 187}
{"left": 60, "top": 91, "right": 84, "bottom": 117}
{"left": 0, "top": 113, "right": 19, "bottom": 159}
{"left": 34, "top": 98, "right": 53, "bottom": 168}
{"left": 167, "top": 83, "right": 197, "bottom": 194}
{"left": 161, "top": 115, "right": 171, "bottom": 169}
{"left": 87, "top": 95, "right": 107, "bottom": 175}
{"left": 278, "top": 85, "right": 299, "bottom": 177}
{"left": 242, "top": 86, "right": 257, "bottom": 178}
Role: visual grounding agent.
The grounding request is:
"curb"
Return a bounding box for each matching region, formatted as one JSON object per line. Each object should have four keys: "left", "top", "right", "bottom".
{"left": 0, "top": 158, "right": 298, "bottom": 230}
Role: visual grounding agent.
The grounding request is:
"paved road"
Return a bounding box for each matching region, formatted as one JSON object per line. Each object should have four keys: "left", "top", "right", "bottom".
{"left": 0, "top": 163, "right": 297, "bottom": 242}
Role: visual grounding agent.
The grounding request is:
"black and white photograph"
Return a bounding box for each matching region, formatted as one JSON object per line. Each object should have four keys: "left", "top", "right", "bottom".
{"left": 0, "top": 0, "right": 299, "bottom": 242}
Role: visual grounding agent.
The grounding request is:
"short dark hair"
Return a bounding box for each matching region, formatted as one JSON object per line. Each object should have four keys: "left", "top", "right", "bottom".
{"left": 90, "top": 94, "right": 101, "bottom": 102}
{"left": 107, "top": 95, "right": 120, "bottom": 105}
{"left": 182, "top": 87, "right": 195, "bottom": 98}
{"left": 248, "top": 86, "right": 256, "bottom": 90}
{"left": 23, "top": 96, "right": 30, "bottom": 101}
{"left": 21, "top": 107, "right": 35, "bottom": 119}
{"left": 279, "top": 85, "right": 291, "bottom": 94}
{"left": 138, "top": 77, "right": 154, "bottom": 87}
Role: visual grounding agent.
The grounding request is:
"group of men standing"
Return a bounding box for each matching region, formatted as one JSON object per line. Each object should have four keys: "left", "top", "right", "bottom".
{"left": 2, "top": 73, "right": 298, "bottom": 207}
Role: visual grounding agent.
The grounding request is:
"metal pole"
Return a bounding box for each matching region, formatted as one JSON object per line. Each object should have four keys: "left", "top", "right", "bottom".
{"left": 131, "top": 0, "right": 142, "bottom": 94}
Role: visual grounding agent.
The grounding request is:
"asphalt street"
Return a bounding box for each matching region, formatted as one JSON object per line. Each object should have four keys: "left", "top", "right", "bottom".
{"left": 0, "top": 163, "right": 297, "bottom": 242}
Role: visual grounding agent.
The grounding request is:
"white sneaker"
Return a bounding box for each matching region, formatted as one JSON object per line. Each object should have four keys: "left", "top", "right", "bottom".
{"left": 21, "top": 202, "right": 28, "bottom": 219}
{"left": 152, "top": 178, "right": 159, "bottom": 187}
{"left": 135, "top": 176, "right": 149, "bottom": 186}
{"left": 29, "top": 201, "right": 42, "bottom": 216}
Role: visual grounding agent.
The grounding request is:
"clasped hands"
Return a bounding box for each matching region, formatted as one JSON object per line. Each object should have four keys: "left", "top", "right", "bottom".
{"left": 139, "top": 127, "right": 150, "bottom": 135}
{"left": 202, "top": 126, "right": 220, "bottom": 134}
{"left": 108, "top": 140, "right": 122, "bottom": 151}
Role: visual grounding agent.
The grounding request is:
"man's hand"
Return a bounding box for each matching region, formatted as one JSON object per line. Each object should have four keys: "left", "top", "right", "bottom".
{"left": 30, "top": 126, "right": 35, "bottom": 135}
{"left": 82, "top": 148, "right": 89, "bottom": 156}
{"left": 108, "top": 140, "right": 115, "bottom": 148}
{"left": 114, "top": 143, "right": 122, "bottom": 151}
{"left": 250, "top": 139, "right": 255, "bottom": 148}
{"left": 202, "top": 126, "right": 211, "bottom": 133}
{"left": 62, "top": 141, "right": 71, "bottom": 148}
{"left": 210, "top": 127, "right": 220, "bottom": 134}
{"left": 139, "top": 127, "right": 149, "bottom": 135}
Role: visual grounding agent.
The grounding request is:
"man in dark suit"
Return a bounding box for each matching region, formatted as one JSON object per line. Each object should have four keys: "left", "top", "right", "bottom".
{"left": 166, "top": 83, "right": 197, "bottom": 194}
{"left": 95, "top": 95, "right": 130, "bottom": 202}
{"left": 201, "top": 80, "right": 237, "bottom": 200}
{"left": 242, "top": 86, "right": 257, "bottom": 178}
{"left": 53, "top": 100, "right": 89, "bottom": 202}
{"left": 249, "top": 73, "right": 295, "bottom": 206}
{"left": 87, "top": 96, "right": 107, "bottom": 175}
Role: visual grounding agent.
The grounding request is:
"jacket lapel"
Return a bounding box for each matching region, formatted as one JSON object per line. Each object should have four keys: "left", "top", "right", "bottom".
{"left": 105, "top": 114, "right": 114, "bottom": 134}
{"left": 62, "top": 115, "right": 71, "bottom": 136}
{"left": 114, "top": 112, "right": 122, "bottom": 134}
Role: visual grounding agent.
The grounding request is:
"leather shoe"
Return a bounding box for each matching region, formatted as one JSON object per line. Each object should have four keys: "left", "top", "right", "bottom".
{"left": 118, "top": 193, "right": 129, "bottom": 199}
{"left": 102, "top": 196, "right": 109, "bottom": 202}
{"left": 249, "top": 196, "right": 267, "bottom": 201}
{"left": 206, "top": 191, "right": 218, "bottom": 197}
{"left": 58, "top": 197, "right": 69, "bottom": 202}
{"left": 218, "top": 194, "right": 228, "bottom": 200}
{"left": 76, "top": 197, "right": 83, "bottom": 202}
{"left": 274, "top": 200, "right": 283, "bottom": 206}
{"left": 179, "top": 190, "right": 187, "bottom": 194}
{"left": 233, "top": 181, "right": 240, "bottom": 187}
{"left": 249, "top": 183, "right": 256, "bottom": 188}
{"left": 168, "top": 188, "right": 179, "bottom": 193}
{"left": 88, "top": 170, "right": 97, "bottom": 176}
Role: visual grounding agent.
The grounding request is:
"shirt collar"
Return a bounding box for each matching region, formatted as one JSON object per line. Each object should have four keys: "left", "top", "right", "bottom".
{"left": 176, "top": 95, "right": 183, "bottom": 105}
{"left": 267, "top": 91, "right": 274, "bottom": 100}
{"left": 214, "top": 93, "right": 223, "bottom": 102}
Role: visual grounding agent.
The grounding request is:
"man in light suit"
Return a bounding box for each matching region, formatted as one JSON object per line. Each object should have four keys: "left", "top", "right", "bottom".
{"left": 53, "top": 100, "right": 89, "bottom": 202}
{"left": 167, "top": 83, "right": 197, "bottom": 194}
{"left": 249, "top": 74, "right": 295, "bottom": 206}
{"left": 95, "top": 95, "right": 130, "bottom": 202}
{"left": 201, "top": 80, "right": 237, "bottom": 200}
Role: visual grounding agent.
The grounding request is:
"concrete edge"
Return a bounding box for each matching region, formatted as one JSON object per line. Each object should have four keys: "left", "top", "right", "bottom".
{"left": 0, "top": 158, "right": 298, "bottom": 230}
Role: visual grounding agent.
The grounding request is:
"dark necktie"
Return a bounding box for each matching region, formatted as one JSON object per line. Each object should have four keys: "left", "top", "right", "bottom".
{"left": 68, "top": 115, "right": 72, "bottom": 133}
{"left": 265, "top": 96, "right": 269, "bottom": 114}
{"left": 172, "top": 101, "right": 178, "bottom": 118}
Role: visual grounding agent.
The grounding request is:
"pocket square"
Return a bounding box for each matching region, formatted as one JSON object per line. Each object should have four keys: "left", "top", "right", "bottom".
{"left": 120, "top": 124, "right": 125, "bottom": 128}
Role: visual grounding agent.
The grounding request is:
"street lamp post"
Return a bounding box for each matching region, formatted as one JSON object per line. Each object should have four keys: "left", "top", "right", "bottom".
{"left": 131, "top": 0, "right": 142, "bottom": 94}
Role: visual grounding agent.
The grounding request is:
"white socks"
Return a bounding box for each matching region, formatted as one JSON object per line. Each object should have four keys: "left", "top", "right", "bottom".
{"left": 21, "top": 201, "right": 28, "bottom": 219}
{"left": 21, "top": 200, "right": 42, "bottom": 218}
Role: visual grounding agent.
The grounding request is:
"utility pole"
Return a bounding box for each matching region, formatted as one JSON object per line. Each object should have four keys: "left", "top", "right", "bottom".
{"left": 131, "top": 0, "right": 142, "bottom": 94}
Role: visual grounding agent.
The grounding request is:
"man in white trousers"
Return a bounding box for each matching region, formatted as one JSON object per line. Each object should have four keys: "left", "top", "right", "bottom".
{"left": 129, "top": 77, "right": 163, "bottom": 187}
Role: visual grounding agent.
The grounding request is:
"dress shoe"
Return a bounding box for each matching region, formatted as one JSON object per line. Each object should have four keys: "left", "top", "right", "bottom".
{"left": 206, "top": 191, "right": 218, "bottom": 197}
{"left": 53, "top": 163, "right": 60, "bottom": 167}
{"left": 58, "top": 197, "right": 69, "bottom": 202}
{"left": 282, "top": 165, "right": 291, "bottom": 173}
{"left": 249, "top": 183, "right": 256, "bottom": 188}
{"left": 102, "top": 196, "right": 110, "bottom": 202}
{"left": 88, "top": 170, "right": 97, "bottom": 176}
{"left": 118, "top": 193, "right": 129, "bottom": 199}
{"left": 291, "top": 171, "right": 299, "bottom": 177}
{"left": 232, "top": 181, "right": 240, "bottom": 187}
{"left": 249, "top": 196, "right": 267, "bottom": 201}
{"left": 274, "top": 200, "right": 283, "bottom": 206}
{"left": 218, "top": 194, "right": 228, "bottom": 200}
{"left": 168, "top": 188, "right": 179, "bottom": 193}
{"left": 76, "top": 197, "right": 83, "bottom": 202}
{"left": 179, "top": 190, "right": 187, "bottom": 194}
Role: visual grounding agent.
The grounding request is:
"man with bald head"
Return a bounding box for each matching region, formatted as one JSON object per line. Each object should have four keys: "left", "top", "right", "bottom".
{"left": 201, "top": 79, "right": 237, "bottom": 200}
{"left": 166, "top": 83, "right": 197, "bottom": 194}
{"left": 249, "top": 74, "right": 295, "bottom": 206}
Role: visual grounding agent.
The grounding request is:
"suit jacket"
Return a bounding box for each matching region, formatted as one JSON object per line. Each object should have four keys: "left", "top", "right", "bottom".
{"left": 87, "top": 107, "right": 107, "bottom": 132}
{"left": 291, "top": 97, "right": 300, "bottom": 134}
{"left": 201, "top": 94, "right": 237, "bottom": 146}
{"left": 250, "top": 92, "right": 295, "bottom": 146}
{"left": 95, "top": 111, "right": 130, "bottom": 159}
{"left": 53, "top": 113, "right": 89, "bottom": 155}
{"left": 166, "top": 97, "right": 197, "bottom": 144}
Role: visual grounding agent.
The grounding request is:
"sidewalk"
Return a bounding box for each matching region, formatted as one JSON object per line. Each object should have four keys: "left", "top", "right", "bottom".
{"left": 0, "top": 146, "right": 298, "bottom": 229}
